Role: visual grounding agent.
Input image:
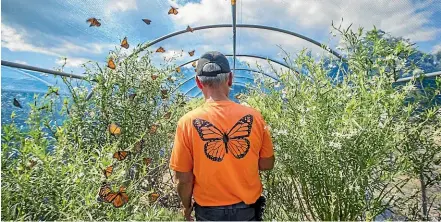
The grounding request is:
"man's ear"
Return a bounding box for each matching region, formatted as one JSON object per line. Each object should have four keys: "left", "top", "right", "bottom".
{"left": 196, "top": 76, "right": 203, "bottom": 89}
{"left": 228, "top": 72, "right": 233, "bottom": 87}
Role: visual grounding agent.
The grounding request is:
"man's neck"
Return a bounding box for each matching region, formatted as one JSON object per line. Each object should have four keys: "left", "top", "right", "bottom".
{"left": 204, "top": 92, "right": 230, "bottom": 102}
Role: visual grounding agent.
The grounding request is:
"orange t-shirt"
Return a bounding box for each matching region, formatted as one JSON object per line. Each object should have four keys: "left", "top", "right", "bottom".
{"left": 169, "top": 100, "right": 274, "bottom": 206}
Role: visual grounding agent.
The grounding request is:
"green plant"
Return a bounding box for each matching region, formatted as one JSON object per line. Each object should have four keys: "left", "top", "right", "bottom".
{"left": 1, "top": 46, "right": 187, "bottom": 220}
{"left": 244, "top": 26, "right": 440, "bottom": 220}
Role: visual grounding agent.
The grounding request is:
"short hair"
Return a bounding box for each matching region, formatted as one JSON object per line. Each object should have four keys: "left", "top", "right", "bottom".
{"left": 197, "top": 63, "right": 229, "bottom": 87}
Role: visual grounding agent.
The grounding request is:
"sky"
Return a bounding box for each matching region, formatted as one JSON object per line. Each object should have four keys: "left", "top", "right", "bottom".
{"left": 1, "top": 0, "right": 441, "bottom": 96}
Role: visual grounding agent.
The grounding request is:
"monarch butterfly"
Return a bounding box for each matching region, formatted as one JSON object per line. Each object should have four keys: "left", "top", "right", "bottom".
{"left": 186, "top": 25, "right": 194, "bottom": 32}
{"left": 128, "top": 93, "right": 136, "bottom": 100}
{"left": 161, "top": 89, "right": 168, "bottom": 99}
{"left": 192, "top": 61, "right": 197, "bottom": 68}
{"left": 193, "top": 115, "right": 253, "bottom": 162}
{"left": 99, "top": 182, "right": 113, "bottom": 200}
{"left": 113, "top": 151, "right": 129, "bottom": 161}
{"left": 108, "top": 123, "right": 121, "bottom": 135}
{"left": 13, "top": 98, "right": 23, "bottom": 108}
{"left": 103, "top": 165, "right": 113, "bottom": 178}
{"left": 142, "top": 19, "right": 151, "bottom": 25}
{"left": 121, "top": 37, "right": 129, "bottom": 49}
{"left": 134, "top": 139, "right": 145, "bottom": 153}
{"left": 161, "top": 89, "right": 168, "bottom": 96}
{"left": 107, "top": 58, "right": 116, "bottom": 70}
{"left": 104, "top": 186, "right": 129, "bottom": 208}
{"left": 86, "top": 18, "right": 101, "bottom": 27}
{"left": 175, "top": 67, "right": 181, "bottom": 73}
{"left": 149, "top": 193, "right": 160, "bottom": 202}
{"left": 143, "top": 157, "right": 152, "bottom": 166}
{"left": 163, "top": 112, "right": 171, "bottom": 120}
{"left": 151, "top": 74, "right": 158, "bottom": 80}
{"left": 150, "top": 124, "right": 159, "bottom": 134}
{"left": 156, "top": 47, "right": 165, "bottom": 53}
{"left": 26, "top": 159, "right": 37, "bottom": 169}
{"left": 188, "top": 50, "right": 195, "bottom": 56}
{"left": 168, "top": 6, "right": 178, "bottom": 15}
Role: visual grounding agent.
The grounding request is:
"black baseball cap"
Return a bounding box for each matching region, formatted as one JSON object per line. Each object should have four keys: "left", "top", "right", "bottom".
{"left": 196, "top": 51, "right": 231, "bottom": 77}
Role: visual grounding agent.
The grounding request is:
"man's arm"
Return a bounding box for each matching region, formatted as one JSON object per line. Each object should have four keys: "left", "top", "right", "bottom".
{"left": 174, "top": 171, "right": 194, "bottom": 209}
{"left": 259, "top": 155, "right": 275, "bottom": 171}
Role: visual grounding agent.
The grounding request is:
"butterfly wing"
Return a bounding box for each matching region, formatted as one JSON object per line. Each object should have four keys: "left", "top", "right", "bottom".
{"left": 192, "top": 61, "right": 197, "bottom": 68}
{"left": 226, "top": 115, "right": 253, "bottom": 159}
{"left": 176, "top": 67, "right": 181, "bottom": 73}
{"left": 121, "top": 37, "right": 129, "bottom": 49}
{"left": 143, "top": 158, "right": 152, "bottom": 166}
{"left": 156, "top": 47, "right": 165, "bottom": 53}
{"left": 13, "top": 98, "right": 23, "bottom": 108}
{"left": 99, "top": 183, "right": 113, "bottom": 202}
{"left": 142, "top": 19, "right": 151, "bottom": 25}
{"left": 103, "top": 165, "right": 113, "bottom": 178}
{"left": 113, "top": 151, "right": 129, "bottom": 161}
{"left": 193, "top": 118, "right": 226, "bottom": 162}
{"left": 108, "top": 123, "right": 121, "bottom": 135}
{"left": 108, "top": 59, "right": 116, "bottom": 69}
{"left": 186, "top": 25, "right": 194, "bottom": 32}
{"left": 111, "top": 187, "right": 129, "bottom": 208}
{"left": 149, "top": 193, "right": 160, "bottom": 202}
{"left": 168, "top": 6, "right": 178, "bottom": 15}
{"left": 188, "top": 50, "right": 195, "bottom": 56}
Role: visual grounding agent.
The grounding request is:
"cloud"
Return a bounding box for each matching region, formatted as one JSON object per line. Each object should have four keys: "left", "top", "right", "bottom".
{"left": 2, "top": 24, "right": 58, "bottom": 56}
{"left": 105, "top": 0, "right": 138, "bottom": 14}
{"left": 2, "top": 23, "right": 114, "bottom": 68}
{"left": 432, "top": 44, "right": 441, "bottom": 54}
{"left": 170, "top": 0, "right": 439, "bottom": 43}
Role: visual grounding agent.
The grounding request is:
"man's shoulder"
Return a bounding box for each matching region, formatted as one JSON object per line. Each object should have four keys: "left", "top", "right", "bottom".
{"left": 236, "top": 103, "right": 263, "bottom": 118}
{"left": 177, "top": 107, "right": 204, "bottom": 125}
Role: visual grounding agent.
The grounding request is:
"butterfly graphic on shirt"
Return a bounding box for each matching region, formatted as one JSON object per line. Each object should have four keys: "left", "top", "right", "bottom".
{"left": 193, "top": 115, "right": 253, "bottom": 162}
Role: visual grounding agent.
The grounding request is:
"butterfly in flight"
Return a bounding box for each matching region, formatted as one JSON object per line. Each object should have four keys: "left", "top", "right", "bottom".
{"left": 86, "top": 18, "right": 101, "bottom": 27}
{"left": 188, "top": 50, "right": 195, "bottom": 57}
{"left": 175, "top": 67, "right": 181, "bottom": 73}
{"left": 193, "top": 115, "right": 253, "bottom": 162}
{"left": 156, "top": 47, "right": 165, "bottom": 53}
{"left": 186, "top": 25, "right": 194, "bottom": 32}
{"left": 168, "top": 6, "right": 178, "bottom": 15}
{"left": 113, "top": 151, "right": 129, "bottom": 161}
{"left": 121, "top": 37, "right": 129, "bottom": 49}
{"left": 103, "top": 165, "right": 113, "bottom": 178}
{"left": 107, "top": 58, "right": 116, "bottom": 70}
{"left": 192, "top": 61, "right": 197, "bottom": 68}
{"left": 142, "top": 19, "right": 151, "bottom": 25}
{"left": 13, "top": 98, "right": 23, "bottom": 108}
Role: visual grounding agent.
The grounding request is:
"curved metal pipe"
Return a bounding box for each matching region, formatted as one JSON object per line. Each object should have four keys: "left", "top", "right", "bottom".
{"left": 1, "top": 60, "right": 86, "bottom": 79}
{"left": 231, "top": 1, "right": 237, "bottom": 71}
{"left": 131, "top": 24, "right": 344, "bottom": 60}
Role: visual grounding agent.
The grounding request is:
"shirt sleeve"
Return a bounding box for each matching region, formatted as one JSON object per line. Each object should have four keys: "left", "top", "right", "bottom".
{"left": 169, "top": 120, "right": 193, "bottom": 172}
{"left": 259, "top": 115, "right": 274, "bottom": 158}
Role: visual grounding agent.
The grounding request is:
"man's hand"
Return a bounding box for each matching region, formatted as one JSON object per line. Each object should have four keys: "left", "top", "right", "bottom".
{"left": 182, "top": 205, "right": 194, "bottom": 221}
